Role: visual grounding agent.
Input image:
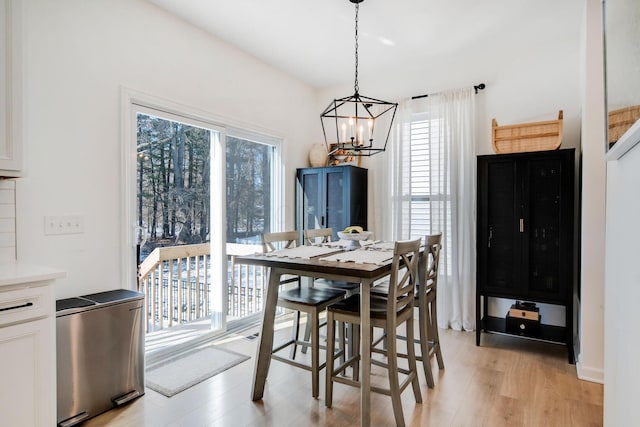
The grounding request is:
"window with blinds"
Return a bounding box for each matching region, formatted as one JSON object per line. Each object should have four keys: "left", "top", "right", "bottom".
{"left": 407, "top": 112, "right": 452, "bottom": 275}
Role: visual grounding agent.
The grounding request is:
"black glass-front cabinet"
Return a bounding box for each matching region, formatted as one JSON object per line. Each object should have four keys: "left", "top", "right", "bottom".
{"left": 296, "top": 166, "right": 367, "bottom": 242}
{"left": 476, "top": 149, "right": 575, "bottom": 363}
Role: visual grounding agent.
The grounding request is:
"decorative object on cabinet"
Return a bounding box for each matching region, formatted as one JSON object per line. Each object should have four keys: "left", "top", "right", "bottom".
{"left": 0, "top": 0, "right": 23, "bottom": 177}
{"left": 608, "top": 105, "right": 640, "bottom": 145}
{"left": 491, "top": 110, "right": 563, "bottom": 154}
{"left": 308, "top": 143, "right": 328, "bottom": 167}
{"left": 328, "top": 143, "right": 361, "bottom": 167}
{"left": 296, "top": 165, "right": 367, "bottom": 243}
{"left": 319, "top": 0, "right": 397, "bottom": 158}
{"left": 476, "top": 149, "right": 575, "bottom": 363}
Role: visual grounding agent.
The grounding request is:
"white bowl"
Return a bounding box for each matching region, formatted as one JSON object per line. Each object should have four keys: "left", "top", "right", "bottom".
{"left": 337, "top": 231, "right": 373, "bottom": 248}
{"left": 337, "top": 231, "right": 372, "bottom": 241}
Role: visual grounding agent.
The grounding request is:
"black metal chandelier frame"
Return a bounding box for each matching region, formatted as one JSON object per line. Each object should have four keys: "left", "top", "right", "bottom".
{"left": 320, "top": 0, "right": 398, "bottom": 157}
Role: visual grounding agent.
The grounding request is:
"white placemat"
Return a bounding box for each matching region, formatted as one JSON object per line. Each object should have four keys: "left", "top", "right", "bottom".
{"left": 321, "top": 240, "right": 379, "bottom": 248}
{"left": 263, "top": 245, "right": 341, "bottom": 259}
{"left": 364, "top": 241, "right": 395, "bottom": 251}
{"left": 319, "top": 249, "right": 394, "bottom": 265}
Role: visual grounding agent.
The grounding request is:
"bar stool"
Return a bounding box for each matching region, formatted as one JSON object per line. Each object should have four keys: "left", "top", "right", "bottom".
{"left": 415, "top": 233, "right": 445, "bottom": 387}
{"left": 304, "top": 227, "right": 359, "bottom": 361}
{"left": 325, "top": 239, "right": 423, "bottom": 427}
{"left": 261, "top": 231, "right": 346, "bottom": 398}
{"left": 371, "top": 233, "right": 445, "bottom": 388}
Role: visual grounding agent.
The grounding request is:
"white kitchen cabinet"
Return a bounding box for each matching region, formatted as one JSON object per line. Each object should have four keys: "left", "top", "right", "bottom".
{"left": 0, "top": 265, "right": 65, "bottom": 427}
{"left": 0, "top": 0, "right": 23, "bottom": 177}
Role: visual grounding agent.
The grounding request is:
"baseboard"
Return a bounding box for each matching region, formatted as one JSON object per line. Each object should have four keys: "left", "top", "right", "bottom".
{"left": 576, "top": 360, "right": 605, "bottom": 384}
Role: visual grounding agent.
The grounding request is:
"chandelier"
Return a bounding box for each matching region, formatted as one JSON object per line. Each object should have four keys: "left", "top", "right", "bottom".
{"left": 320, "top": 0, "right": 397, "bottom": 157}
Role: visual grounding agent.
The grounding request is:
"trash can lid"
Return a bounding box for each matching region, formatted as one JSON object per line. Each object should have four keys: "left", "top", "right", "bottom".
{"left": 56, "top": 297, "right": 96, "bottom": 312}
{"left": 81, "top": 289, "right": 144, "bottom": 304}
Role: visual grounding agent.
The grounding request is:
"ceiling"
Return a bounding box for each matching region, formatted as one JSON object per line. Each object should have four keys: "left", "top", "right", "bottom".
{"left": 148, "top": 0, "right": 583, "bottom": 90}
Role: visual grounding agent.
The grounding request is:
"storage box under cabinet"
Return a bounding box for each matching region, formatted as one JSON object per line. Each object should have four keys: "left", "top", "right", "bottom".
{"left": 508, "top": 302, "right": 540, "bottom": 321}
{"left": 506, "top": 312, "right": 541, "bottom": 336}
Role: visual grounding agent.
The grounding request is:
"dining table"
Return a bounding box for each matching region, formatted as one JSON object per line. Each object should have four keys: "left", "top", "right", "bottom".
{"left": 234, "top": 240, "right": 401, "bottom": 427}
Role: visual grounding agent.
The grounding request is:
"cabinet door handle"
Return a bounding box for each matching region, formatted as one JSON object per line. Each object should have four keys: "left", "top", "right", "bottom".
{"left": 519, "top": 218, "right": 524, "bottom": 233}
{"left": 0, "top": 301, "right": 34, "bottom": 312}
{"left": 488, "top": 226, "right": 492, "bottom": 248}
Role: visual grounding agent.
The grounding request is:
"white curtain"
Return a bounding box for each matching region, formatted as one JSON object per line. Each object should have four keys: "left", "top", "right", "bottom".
{"left": 384, "top": 88, "right": 477, "bottom": 331}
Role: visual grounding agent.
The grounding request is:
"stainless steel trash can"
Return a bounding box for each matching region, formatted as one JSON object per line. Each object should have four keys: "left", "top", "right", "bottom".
{"left": 56, "top": 289, "right": 145, "bottom": 427}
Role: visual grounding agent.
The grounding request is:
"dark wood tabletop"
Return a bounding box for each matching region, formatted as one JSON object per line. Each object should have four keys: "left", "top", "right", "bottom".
{"left": 233, "top": 251, "right": 394, "bottom": 281}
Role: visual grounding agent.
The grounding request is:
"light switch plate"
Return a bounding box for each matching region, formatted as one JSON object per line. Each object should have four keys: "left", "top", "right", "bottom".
{"left": 44, "top": 215, "right": 84, "bottom": 235}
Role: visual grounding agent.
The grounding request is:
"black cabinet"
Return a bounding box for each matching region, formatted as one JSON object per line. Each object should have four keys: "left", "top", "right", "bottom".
{"left": 296, "top": 166, "right": 367, "bottom": 241}
{"left": 476, "top": 149, "right": 575, "bottom": 362}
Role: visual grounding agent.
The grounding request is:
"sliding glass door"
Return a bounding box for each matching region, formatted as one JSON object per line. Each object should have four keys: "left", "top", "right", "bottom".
{"left": 127, "top": 97, "right": 283, "bottom": 355}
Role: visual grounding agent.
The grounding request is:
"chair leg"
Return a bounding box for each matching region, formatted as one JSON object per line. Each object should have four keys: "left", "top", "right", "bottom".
{"left": 310, "top": 310, "right": 320, "bottom": 399}
{"left": 429, "top": 300, "right": 445, "bottom": 370}
{"left": 419, "top": 300, "right": 435, "bottom": 388}
{"left": 406, "top": 317, "right": 422, "bottom": 404}
{"left": 346, "top": 323, "right": 354, "bottom": 359}
{"left": 338, "top": 321, "right": 346, "bottom": 369}
{"left": 325, "top": 313, "right": 335, "bottom": 408}
{"left": 302, "top": 313, "right": 312, "bottom": 354}
{"left": 385, "top": 326, "right": 406, "bottom": 427}
{"left": 352, "top": 324, "right": 360, "bottom": 382}
{"left": 290, "top": 310, "right": 301, "bottom": 359}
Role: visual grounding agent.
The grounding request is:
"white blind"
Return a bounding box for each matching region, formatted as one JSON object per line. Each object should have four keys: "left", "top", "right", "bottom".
{"left": 407, "top": 112, "right": 452, "bottom": 276}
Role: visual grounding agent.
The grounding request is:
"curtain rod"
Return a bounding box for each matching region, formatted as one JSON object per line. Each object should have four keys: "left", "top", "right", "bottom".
{"left": 411, "top": 83, "right": 486, "bottom": 100}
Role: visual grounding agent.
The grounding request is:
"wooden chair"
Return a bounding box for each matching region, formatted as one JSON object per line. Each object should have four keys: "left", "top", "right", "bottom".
{"left": 371, "top": 233, "right": 445, "bottom": 388}
{"left": 325, "top": 239, "right": 423, "bottom": 427}
{"left": 303, "top": 227, "right": 359, "bottom": 361}
{"left": 415, "top": 233, "right": 444, "bottom": 387}
{"left": 303, "top": 228, "right": 360, "bottom": 296}
{"left": 261, "top": 230, "right": 346, "bottom": 398}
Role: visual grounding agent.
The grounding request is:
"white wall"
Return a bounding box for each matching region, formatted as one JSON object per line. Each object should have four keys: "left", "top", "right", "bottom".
{"left": 603, "top": 0, "right": 640, "bottom": 424}
{"left": 604, "top": 146, "right": 640, "bottom": 426}
{"left": 16, "top": 0, "right": 317, "bottom": 299}
{"left": 578, "top": 0, "right": 606, "bottom": 384}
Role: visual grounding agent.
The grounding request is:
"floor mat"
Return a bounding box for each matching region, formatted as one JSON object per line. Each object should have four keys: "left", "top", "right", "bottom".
{"left": 145, "top": 345, "right": 250, "bottom": 397}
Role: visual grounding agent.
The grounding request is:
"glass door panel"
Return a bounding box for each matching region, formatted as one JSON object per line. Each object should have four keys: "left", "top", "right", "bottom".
{"left": 136, "top": 109, "right": 222, "bottom": 355}
{"left": 225, "top": 135, "right": 277, "bottom": 325}
{"left": 301, "top": 171, "right": 322, "bottom": 230}
{"left": 325, "top": 169, "right": 346, "bottom": 236}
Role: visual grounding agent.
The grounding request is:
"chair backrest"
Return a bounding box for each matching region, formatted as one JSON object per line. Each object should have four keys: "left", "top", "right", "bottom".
{"left": 261, "top": 230, "right": 299, "bottom": 253}
{"left": 303, "top": 228, "right": 333, "bottom": 245}
{"left": 387, "top": 239, "right": 422, "bottom": 318}
{"left": 422, "top": 233, "right": 443, "bottom": 294}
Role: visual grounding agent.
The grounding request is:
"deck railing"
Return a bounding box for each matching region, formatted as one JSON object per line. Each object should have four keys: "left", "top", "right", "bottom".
{"left": 138, "top": 242, "right": 267, "bottom": 332}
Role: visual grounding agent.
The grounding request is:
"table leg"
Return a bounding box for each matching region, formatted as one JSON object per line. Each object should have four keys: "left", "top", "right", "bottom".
{"left": 251, "top": 267, "right": 282, "bottom": 400}
{"left": 360, "top": 279, "right": 372, "bottom": 427}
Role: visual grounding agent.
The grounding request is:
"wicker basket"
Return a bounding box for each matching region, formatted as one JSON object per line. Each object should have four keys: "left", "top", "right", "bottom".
{"left": 492, "top": 110, "right": 563, "bottom": 154}
{"left": 608, "top": 105, "right": 640, "bottom": 145}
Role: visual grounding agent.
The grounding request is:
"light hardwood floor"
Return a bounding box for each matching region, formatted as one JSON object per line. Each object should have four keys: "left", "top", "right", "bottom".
{"left": 84, "top": 320, "right": 603, "bottom": 427}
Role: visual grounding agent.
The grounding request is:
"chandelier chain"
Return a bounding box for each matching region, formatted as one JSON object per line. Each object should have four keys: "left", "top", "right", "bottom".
{"left": 354, "top": 3, "right": 359, "bottom": 94}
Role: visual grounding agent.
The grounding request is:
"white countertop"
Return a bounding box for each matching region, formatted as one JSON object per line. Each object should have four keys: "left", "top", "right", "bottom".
{"left": 0, "top": 262, "right": 66, "bottom": 287}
